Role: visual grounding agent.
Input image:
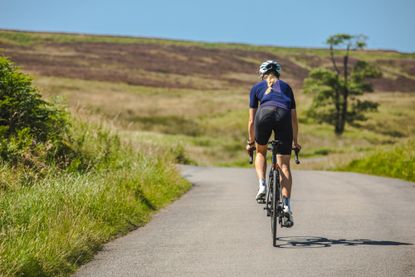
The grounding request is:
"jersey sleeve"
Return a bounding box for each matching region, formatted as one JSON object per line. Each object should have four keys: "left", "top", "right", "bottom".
{"left": 289, "top": 85, "right": 296, "bottom": 109}
{"left": 249, "top": 85, "right": 259, "bottom": 109}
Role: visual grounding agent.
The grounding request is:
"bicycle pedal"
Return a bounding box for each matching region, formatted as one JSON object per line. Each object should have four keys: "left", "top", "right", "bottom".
{"left": 281, "top": 214, "right": 294, "bottom": 228}
{"left": 285, "top": 221, "right": 294, "bottom": 228}
{"left": 256, "top": 199, "right": 265, "bottom": 204}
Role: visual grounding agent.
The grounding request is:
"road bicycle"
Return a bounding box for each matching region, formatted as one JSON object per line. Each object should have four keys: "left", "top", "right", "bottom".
{"left": 249, "top": 141, "right": 300, "bottom": 247}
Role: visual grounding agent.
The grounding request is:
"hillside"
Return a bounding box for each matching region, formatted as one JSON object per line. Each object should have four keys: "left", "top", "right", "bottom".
{"left": 1, "top": 30, "right": 415, "bottom": 92}
{"left": 1, "top": 29, "right": 414, "bottom": 168}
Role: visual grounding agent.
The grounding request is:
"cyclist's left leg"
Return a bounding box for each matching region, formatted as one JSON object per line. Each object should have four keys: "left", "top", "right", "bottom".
{"left": 273, "top": 108, "right": 294, "bottom": 226}
{"left": 277, "top": 154, "right": 294, "bottom": 227}
{"left": 273, "top": 108, "right": 293, "bottom": 211}
{"left": 277, "top": 154, "right": 292, "bottom": 199}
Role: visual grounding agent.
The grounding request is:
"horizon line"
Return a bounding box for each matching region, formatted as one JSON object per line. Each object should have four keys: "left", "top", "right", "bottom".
{"left": 0, "top": 27, "right": 412, "bottom": 54}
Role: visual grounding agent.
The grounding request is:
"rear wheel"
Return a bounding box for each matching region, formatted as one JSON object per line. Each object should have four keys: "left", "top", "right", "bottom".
{"left": 271, "top": 169, "right": 278, "bottom": 247}
{"left": 265, "top": 182, "right": 271, "bottom": 217}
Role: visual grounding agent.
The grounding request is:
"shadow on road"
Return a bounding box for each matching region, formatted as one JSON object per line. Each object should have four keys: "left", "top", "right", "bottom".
{"left": 275, "top": 236, "right": 413, "bottom": 249}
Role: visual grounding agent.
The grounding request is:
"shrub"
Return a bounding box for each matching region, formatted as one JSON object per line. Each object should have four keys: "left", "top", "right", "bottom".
{"left": 0, "top": 57, "right": 69, "bottom": 168}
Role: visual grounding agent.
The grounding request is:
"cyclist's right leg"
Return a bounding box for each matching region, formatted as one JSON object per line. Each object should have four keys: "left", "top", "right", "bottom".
{"left": 255, "top": 144, "right": 267, "bottom": 200}
{"left": 254, "top": 107, "right": 274, "bottom": 200}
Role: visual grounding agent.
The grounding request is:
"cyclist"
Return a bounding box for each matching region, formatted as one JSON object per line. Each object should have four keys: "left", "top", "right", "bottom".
{"left": 246, "top": 60, "right": 301, "bottom": 227}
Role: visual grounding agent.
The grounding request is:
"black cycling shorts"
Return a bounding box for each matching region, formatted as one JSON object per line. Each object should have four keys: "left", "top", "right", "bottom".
{"left": 254, "top": 106, "right": 293, "bottom": 155}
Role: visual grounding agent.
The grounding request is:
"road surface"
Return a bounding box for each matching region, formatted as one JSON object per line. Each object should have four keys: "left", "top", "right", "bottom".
{"left": 76, "top": 166, "right": 415, "bottom": 277}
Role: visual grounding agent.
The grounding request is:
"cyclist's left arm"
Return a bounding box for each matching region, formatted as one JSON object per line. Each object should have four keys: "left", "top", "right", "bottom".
{"left": 291, "top": 109, "right": 301, "bottom": 150}
{"left": 289, "top": 86, "right": 301, "bottom": 150}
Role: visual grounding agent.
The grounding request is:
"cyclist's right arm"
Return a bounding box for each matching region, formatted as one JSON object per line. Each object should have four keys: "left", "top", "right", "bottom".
{"left": 247, "top": 84, "right": 259, "bottom": 149}
{"left": 247, "top": 108, "right": 256, "bottom": 146}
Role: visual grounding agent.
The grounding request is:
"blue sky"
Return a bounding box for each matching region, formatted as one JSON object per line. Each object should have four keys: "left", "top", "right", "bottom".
{"left": 0, "top": 0, "right": 414, "bottom": 52}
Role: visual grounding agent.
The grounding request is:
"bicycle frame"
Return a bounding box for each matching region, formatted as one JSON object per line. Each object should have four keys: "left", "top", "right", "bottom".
{"left": 249, "top": 140, "right": 300, "bottom": 246}
{"left": 264, "top": 141, "right": 283, "bottom": 218}
{"left": 248, "top": 140, "right": 300, "bottom": 246}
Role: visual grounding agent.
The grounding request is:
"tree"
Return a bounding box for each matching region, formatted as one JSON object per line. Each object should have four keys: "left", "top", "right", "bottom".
{"left": 303, "top": 34, "right": 381, "bottom": 135}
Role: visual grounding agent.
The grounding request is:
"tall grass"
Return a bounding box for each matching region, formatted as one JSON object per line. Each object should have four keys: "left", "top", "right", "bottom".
{"left": 0, "top": 120, "right": 190, "bottom": 276}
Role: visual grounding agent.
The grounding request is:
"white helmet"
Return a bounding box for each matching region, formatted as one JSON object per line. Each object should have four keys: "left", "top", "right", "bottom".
{"left": 259, "top": 60, "right": 281, "bottom": 76}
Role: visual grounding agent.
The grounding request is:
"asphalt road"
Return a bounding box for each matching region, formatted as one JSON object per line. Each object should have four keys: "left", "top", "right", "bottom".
{"left": 75, "top": 166, "right": 415, "bottom": 277}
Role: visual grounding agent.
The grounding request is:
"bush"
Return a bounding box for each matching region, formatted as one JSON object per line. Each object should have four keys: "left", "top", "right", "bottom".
{"left": 0, "top": 57, "right": 67, "bottom": 140}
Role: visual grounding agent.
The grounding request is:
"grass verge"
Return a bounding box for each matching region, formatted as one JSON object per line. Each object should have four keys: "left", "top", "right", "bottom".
{"left": 339, "top": 139, "right": 415, "bottom": 182}
{"left": 0, "top": 120, "right": 191, "bottom": 276}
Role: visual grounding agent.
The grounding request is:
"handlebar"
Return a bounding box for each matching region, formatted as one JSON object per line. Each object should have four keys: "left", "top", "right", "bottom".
{"left": 294, "top": 148, "right": 300, "bottom": 165}
{"left": 248, "top": 147, "right": 256, "bottom": 164}
{"left": 248, "top": 146, "right": 301, "bottom": 165}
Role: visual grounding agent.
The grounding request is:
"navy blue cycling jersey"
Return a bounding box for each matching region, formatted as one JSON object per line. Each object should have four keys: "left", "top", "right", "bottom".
{"left": 249, "top": 79, "right": 296, "bottom": 110}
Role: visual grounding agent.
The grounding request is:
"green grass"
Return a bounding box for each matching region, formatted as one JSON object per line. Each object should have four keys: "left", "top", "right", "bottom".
{"left": 0, "top": 120, "right": 190, "bottom": 276}
{"left": 340, "top": 139, "right": 415, "bottom": 182}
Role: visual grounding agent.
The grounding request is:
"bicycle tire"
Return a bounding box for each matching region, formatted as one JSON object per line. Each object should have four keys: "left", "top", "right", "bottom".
{"left": 265, "top": 176, "right": 271, "bottom": 217}
{"left": 269, "top": 178, "right": 274, "bottom": 232}
{"left": 268, "top": 172, "right": 273, "bottom": 229}
{"left": 271, "top": 169, "right": 278, "bottom": 247}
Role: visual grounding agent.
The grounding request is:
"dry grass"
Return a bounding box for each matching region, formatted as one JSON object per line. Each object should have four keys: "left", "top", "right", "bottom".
{"left": 32, "top": 75, "right": 248, "bottom": 165}
{"left": 31, "top": 74, "right": 415, "bottom": 168}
